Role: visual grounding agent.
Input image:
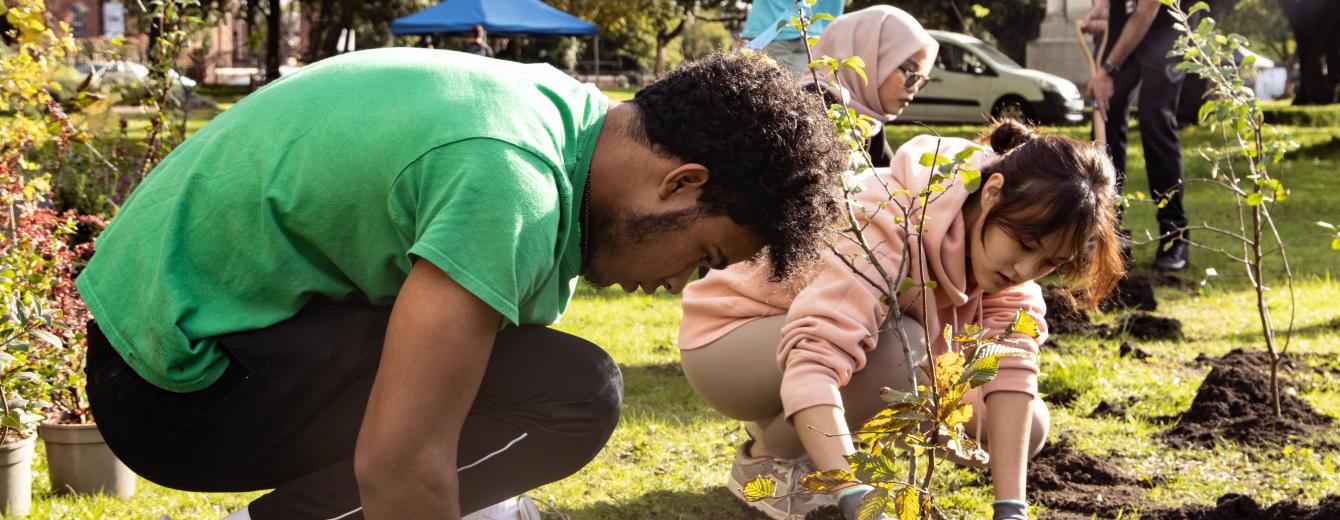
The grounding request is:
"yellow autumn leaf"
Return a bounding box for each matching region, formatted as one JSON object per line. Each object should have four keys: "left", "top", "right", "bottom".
{"left": 800, "top": 469, "right": 856, "bottom": 493}
{"left": 1008, "top": 310, "right": 1041, "bottom": 339}
{"left": 945, "top": 402, "right": 973, "bottom": 427}
{"left": 934, "top": 351, "right": 965, "bottom": 391}
{"left": 742, "top": 475, "right": 777, "bottom": 502}
{"left": 895, "top": 487, "right": 920, "bottom": 520}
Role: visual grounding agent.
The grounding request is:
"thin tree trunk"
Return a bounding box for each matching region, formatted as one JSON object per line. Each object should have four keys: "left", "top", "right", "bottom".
{"left": 1250, "top": 202, "right": 1282, "bottom": 417}
{"left": 265, "top": 0, "right": 281, "bottom": 83}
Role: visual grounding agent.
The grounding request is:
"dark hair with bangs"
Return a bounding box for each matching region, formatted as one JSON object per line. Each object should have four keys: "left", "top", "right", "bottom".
{"left": 965, "top": 120, "right": 1124, "bottom": 308}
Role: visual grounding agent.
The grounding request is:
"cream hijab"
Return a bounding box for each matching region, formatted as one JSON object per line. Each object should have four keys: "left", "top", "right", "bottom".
{"left": 800, "top": 5, "right": 938, "bottom": 121}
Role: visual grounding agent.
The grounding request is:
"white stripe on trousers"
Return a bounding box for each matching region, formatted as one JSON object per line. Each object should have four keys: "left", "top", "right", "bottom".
{"left": 324, "top": 431, "right": 531, "bottom": 520}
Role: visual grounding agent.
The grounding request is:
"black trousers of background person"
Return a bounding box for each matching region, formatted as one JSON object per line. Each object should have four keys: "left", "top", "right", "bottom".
{"left": 85, "top": 298, "right": 624, "bottom": 519}
{"left": 1102, "top": 56, "right": 1189, "bottom": 240}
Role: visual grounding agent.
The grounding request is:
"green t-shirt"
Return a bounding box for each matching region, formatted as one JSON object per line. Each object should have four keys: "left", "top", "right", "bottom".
{"left": 75, "top": 48, "right": 608, "bottom": 392}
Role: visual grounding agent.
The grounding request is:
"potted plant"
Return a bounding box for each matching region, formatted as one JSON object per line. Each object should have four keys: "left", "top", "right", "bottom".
{"left": 34, "top": 328, "right": 135, "bottom": 498}
{"left": 0, "top": 213, "right": 70, "bottom": 517}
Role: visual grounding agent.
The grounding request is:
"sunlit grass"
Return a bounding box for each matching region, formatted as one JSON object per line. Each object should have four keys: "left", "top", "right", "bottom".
{"left": 13, "top": 95, "right": 1340, "bottom": 519}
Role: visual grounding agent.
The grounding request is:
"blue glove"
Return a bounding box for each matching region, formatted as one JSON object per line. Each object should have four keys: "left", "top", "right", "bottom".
{"left": 993, "top": 499, "right": 1029, "bottom": 520}
{"left": 836, "top": 485, "right": 893, "bottom": 520}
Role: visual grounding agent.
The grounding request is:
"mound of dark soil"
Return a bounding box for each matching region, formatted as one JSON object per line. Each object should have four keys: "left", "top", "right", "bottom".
{"left": 1089, "top": 397, "right": 1137, "bottom": 420}
{"left": 1042, "top": 285, "right": 1097, "bottom": 335}
{"left": 1193, "top": 348, "right": 1298, "bottom": 371}
{"left": 1119, "top": 341, "right": 1153, "bottom": 360}
{"left": 1144, "top": 493, "right": 1340, "bottom": 520}
{"left": 1028, "top": 438, "right": 1149, "bottom": 518}
{"left": 1101, "top": 272, "right": 1158, "bottom": 311}
{"left": 1163, "top": 352, "right": 1332, "bottom": 448}
{"left": 1114, "top": 312, "right": 1183, "bottom": 341}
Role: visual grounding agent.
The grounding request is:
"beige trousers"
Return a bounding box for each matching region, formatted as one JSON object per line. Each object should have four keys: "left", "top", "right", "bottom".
{"left": 681, "top": 315, "right": 1049, "bottom": 464}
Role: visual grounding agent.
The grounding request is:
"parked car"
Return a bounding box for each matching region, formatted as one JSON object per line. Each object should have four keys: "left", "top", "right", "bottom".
{"left": 59, "top": 60, "right": 214, "bottom": 109}
{"left": 900, "top": 31, "right": 1084, "bottom": 125}
{"left": 73, "top": 60, "right": 198, "bottom": 90}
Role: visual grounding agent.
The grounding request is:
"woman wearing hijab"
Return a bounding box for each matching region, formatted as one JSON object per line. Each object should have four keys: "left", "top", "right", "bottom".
{"left": 797, "top": 5, "right": 937, "bottom": 167}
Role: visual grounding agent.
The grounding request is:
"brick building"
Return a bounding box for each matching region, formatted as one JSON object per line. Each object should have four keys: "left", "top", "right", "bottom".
{"left": 42, "top": 1, "right": 305, "bottom": 85}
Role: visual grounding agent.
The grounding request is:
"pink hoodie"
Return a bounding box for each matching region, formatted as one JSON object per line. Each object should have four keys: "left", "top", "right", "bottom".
{"left": 679, "top": 135, "right": 1049, "bottom": 419}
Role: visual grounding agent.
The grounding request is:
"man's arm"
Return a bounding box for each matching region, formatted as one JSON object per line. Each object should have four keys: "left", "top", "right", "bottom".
{"left": 1087, "top": 0, "right": 1163, "bottom": 112}
{"left": 1104, "top": 0, "right": 1163, "bottom": 70}
{"left": 355, "top": 259, "right": 501, "bottom": 520}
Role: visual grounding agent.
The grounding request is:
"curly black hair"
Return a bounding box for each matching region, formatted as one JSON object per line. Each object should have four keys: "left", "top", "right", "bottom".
{"left": 632, "top": 52, "right": 846, "bottom": 280}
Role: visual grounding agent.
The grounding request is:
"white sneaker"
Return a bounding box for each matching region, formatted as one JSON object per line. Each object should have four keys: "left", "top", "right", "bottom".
{"left": 464, "top": 495, "right": 546, "bottom": 520}
{"left": 728, "top": 441, "right": 836, "bottom": 519}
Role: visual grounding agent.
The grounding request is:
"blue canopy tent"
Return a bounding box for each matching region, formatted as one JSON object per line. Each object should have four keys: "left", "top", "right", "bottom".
{"left": 391, "top": 0, "right": 602, "bottom": 77}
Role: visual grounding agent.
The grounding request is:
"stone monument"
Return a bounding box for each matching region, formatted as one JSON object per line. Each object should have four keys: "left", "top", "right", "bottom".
{"left": 1026, "top": 0, "right": 1098, "bottom": 90}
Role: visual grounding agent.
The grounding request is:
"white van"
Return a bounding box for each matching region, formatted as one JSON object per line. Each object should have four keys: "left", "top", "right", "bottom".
{"left": 900, "top": 30, "right": 1085, "bottom": 125}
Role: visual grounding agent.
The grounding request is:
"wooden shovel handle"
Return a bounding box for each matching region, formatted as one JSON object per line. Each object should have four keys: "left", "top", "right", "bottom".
{"left": 1075, "top": 20, "right": 1109, "bottom": 145}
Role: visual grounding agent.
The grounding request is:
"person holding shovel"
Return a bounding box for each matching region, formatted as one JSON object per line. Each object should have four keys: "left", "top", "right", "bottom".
{"left": 1082, "top": 0, "right": 1193, "bottom": 271}
{"left": 76, "top": 49, "right": 845, "bottom": 520}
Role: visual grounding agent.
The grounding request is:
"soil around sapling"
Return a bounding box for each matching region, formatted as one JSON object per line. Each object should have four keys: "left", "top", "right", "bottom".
{"left": 1143, "top": 493, "right": 1340, "bottom": 520}
{"left": 1027, "top": 437, "right": 1149, "bottom": 519}
{"left": 1163, "top": 349, "right": 1333, "bottom": 448}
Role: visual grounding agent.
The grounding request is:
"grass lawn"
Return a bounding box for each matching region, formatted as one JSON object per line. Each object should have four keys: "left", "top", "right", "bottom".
{"left": 16, "top": 93, "right": 1340, "bottom": 518}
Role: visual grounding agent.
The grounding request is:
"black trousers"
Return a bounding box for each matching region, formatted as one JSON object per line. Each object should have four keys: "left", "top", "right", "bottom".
{"left": 1103, "top": 56, "right": 1189, "bottom": 239}
{"left": 85, "top": 298, "right": 623, "bottom": 519}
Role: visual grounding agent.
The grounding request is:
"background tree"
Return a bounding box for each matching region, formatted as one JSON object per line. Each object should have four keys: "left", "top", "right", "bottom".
{"left": 850, "top": 0, "right": 1045, "bottom": 65}
{"left": 547, "top": 0, "right": 743, "bottom": 76}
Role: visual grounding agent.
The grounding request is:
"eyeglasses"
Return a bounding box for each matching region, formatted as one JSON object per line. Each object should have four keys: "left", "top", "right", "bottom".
{"left": 898, "top": 64, "right": 931, "bottom": 90}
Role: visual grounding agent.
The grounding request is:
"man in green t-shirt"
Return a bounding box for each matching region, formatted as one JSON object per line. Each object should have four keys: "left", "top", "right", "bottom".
{"left": 77, "top": 49, "right": 844, "bottom": 519}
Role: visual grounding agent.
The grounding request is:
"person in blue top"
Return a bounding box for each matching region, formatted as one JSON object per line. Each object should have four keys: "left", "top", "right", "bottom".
{"left": 741, "top": 0, "right": 846, "bottom": 77}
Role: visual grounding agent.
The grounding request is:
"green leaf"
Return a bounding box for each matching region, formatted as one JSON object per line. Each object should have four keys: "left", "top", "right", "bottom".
{"left": 29, "top": 329, "right": 61, "bottom": 349}
{"left": 1332, "top": 238, "right": 1340, "bottom": 251}
{"left": 878, "top": 387, "right": 920, "bottom": 405}
{"left": 1246, "top": 193, "right": 1263, "bottom": 206}
{"left": 811, "top": 13, "right": 835, "bottom": 23}
{"left": 1188, "top": 1, "right": 1211, "bottom": 14}
{"left": 960, "top": 169, "right": 981, "bottom": 193}
{"left": 847, "top": 452, "right": 899, "bottom": 484}
{"left": 858, "top": 486, "right": 891, "bottom": 520}
{"left": 895, "top": 487, "right": 919, "bottom": 520}
{"left": 742, "top": 476, "right": 776, "bottom": 501}
{"left": 897, "top": 277, "right": 916, "bottom": 292}
{"left": 841, "top": 56, "right": 869, "bottom": 85}
{"left": 959, "top": 355, "right": 1000, "bottom": 387}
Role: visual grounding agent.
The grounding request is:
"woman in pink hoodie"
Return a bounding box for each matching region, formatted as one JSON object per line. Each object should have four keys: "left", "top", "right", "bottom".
{"left": 679, "top": 119, "right": 1124, "bottom": 520}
